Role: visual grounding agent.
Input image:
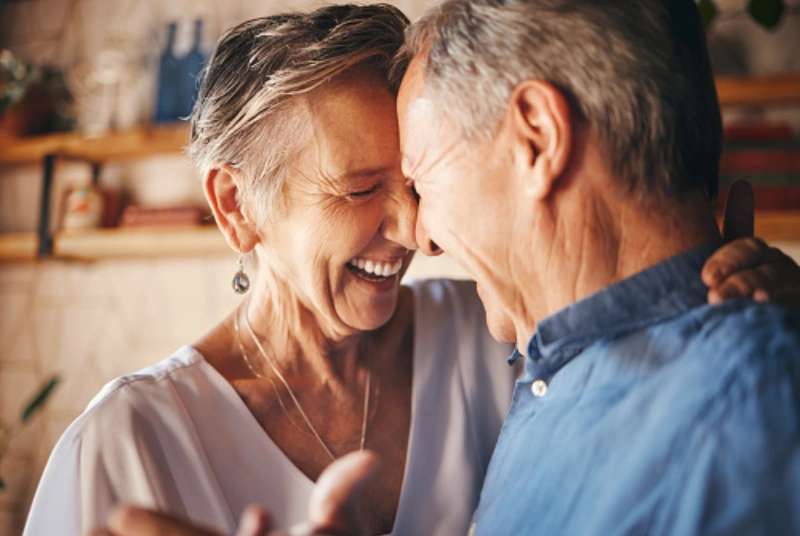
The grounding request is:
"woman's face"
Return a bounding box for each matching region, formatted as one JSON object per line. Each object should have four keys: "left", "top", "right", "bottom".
{"left": 258, "top": 70, "right": 417, "bottom": 337}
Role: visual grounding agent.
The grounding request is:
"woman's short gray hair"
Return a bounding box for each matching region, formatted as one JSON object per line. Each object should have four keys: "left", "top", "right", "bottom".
{"left": 392, "top": 0, "right": 722, "bottom": 202}
{"left": 188, "top": 4, "right": 408, "bottom": 226}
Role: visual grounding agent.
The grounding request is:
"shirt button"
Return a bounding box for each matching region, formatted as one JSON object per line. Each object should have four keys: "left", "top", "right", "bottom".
{"left": 531, "top": 379, "right": 548, "bottom": 397}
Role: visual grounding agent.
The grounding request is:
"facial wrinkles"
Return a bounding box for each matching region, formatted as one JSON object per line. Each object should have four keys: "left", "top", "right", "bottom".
{"left": 249, "top": 269, "right": 358, "bottom": 378}
{"left": 249, "top": 259, "right": 332, "bottom": 371}
{"left": 267, "top": 184, "right": 367, "bottom": 343}
{"left": 403, "top": 97, "right": 458, "bottom": 186}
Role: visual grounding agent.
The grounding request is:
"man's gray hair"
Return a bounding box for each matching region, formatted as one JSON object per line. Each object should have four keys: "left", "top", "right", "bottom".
{"left": 188, "top": 4, "right": 408, "bottom": 225}
{"left": 392, "top": 0, "right": 722, "bottom": 201}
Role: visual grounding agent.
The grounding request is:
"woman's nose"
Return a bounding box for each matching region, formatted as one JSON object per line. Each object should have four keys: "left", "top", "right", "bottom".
{"left": 382, "top": 186, "right": 419, "bottom": 251}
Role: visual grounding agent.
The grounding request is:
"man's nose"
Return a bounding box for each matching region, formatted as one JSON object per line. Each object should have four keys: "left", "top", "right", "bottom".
{"left": 416, "top": 215, "right": 442, "bottom": 257}
{"left": 382, "top": 187, "right": 419, "bottom": 251}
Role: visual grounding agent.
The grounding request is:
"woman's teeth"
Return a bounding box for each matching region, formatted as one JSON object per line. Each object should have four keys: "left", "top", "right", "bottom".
{"left": 348, "top": 257, "right": 403, "bottom": 278}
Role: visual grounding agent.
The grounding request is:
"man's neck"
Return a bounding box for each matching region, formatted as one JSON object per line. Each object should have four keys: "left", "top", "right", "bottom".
{"left": 510, "top": 187, "right": 722, "bottom": 351}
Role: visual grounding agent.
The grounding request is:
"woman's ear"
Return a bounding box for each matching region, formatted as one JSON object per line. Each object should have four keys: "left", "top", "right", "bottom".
{"left": 508, "top": 80, "right": 572, "bottom": 200}
{"left": 203, "top": 163, "right": 260, "bottom": 253}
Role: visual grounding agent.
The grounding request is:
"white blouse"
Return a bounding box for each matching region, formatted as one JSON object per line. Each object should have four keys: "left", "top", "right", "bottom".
{"left": 23, "top": 279, "right": 515, "bottom": 536}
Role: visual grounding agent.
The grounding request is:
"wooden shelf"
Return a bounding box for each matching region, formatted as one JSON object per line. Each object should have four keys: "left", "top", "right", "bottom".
{"left": 0, "top": 124, "right": 190, "bottom": 165}
{"left": 53, "top": 227, "right": 229, "bottom": 260}
{"left": 716, "top": 74, "right": 800, "bottom": 108}
{"left": 0, "top": 232, "right": 38, "bottom": 260}
{"left": 751, "top": 211, "right": 800, "bottom": 242}
{"left": 0, "top": 227, "right": 230, "bottom": 262}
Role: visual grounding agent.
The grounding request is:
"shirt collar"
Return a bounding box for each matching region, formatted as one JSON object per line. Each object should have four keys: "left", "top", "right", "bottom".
{"left": 509, "top": 242, "right": 721, "bottom": 368}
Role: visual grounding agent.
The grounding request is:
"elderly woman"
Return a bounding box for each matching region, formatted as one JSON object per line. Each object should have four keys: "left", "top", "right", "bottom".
{"left": 23, "top": 4, "right": 799, "bottom": 536}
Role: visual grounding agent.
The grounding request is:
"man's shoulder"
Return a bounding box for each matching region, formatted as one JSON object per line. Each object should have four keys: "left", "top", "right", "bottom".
{"left": 608, "top": 301, "right": 800, "bottom": 430}
{"left": 684, "top": 300, "right": 800, "bottom": 360}
{"left": 653, "top": 301, "right": 800, "bottom": 428}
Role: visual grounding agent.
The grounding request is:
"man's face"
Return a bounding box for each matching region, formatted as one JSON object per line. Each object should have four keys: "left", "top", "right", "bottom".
{"left": 397, "top": 58, "right": 519, "bottom": 344}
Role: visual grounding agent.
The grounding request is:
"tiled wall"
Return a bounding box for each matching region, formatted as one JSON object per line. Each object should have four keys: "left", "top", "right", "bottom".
{"left": 1, "top": 0, "right": 799, "bottom": 534}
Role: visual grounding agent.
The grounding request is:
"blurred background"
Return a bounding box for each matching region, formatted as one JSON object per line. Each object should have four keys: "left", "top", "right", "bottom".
{"left": 0, "top": 0, "right": 798, "bottom": 534}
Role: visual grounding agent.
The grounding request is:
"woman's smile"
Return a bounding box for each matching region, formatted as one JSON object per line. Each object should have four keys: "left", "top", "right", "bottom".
{"left": 344, "top": 251, "right": 411, "bottom": 295}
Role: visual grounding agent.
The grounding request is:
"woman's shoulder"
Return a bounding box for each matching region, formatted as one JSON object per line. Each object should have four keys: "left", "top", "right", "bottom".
{"left": 404, "top": 276, "right": 477, "bottom": 296}
{"left": 404, "top": 277, "right": 482, "bottom": 321}
{"left": 44, "top": 346, "right": 228, "bottom": 489}
{"left": 26, "top": 347, "right": 236, "bottom": 534}
{"left": 85, "top": 346, "right": 206, "bottom": 409}
{"left": 63, "top": 347, "right": 212, "bottom": 448}
{"left": 405, "top": 277, "right": 514, "bottom": 382}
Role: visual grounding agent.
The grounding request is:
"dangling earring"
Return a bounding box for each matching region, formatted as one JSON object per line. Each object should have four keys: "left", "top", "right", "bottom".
{"left": 232, "top": 255, "right": 250, "bottom": 294}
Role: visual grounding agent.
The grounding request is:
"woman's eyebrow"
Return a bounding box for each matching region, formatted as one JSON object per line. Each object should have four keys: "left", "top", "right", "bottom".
{"left": 337, "top": 165, "right": 397, "bottom": 181}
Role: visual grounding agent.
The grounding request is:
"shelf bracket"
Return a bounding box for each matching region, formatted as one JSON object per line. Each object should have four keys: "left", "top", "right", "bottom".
{"left": 37, "top": 154, "right": 56, "bottom": 258}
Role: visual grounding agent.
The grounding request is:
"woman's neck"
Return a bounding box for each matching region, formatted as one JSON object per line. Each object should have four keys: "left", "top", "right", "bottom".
{"left": 241, "top": 272, "right": 412, "bottom": 393}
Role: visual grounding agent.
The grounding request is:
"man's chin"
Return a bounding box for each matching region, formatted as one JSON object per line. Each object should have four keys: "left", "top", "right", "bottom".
{"left": 487, "top": 317, "right": 517, "bottom": 344}
{"left": 477, "top": 282, "right": 518, "bottom": 343}
{"left": 484, "top": 306, "right": 517, "bottom": 344}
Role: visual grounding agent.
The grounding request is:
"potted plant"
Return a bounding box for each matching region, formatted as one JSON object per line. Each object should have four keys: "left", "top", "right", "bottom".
{"left": 0, "top": 49, "right": 71, "bottom": 139}
{"left": 0, "top": 376, "right": 60, "bottom": 490}
{"left": 698, "top": 0, "right": 793, "bottom": 29}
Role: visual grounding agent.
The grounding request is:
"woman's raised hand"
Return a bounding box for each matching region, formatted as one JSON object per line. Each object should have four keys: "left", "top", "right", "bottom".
{"left": 87, "top": 451, "right": 380, "bottom": 536}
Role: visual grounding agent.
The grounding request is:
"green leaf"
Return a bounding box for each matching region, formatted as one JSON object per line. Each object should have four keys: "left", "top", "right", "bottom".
{"left": 748, "top": 0, "right": 786, "bottom": 30}
{"left": 21, "top": 376, "right": 60, "bottom": 423}
{"left": 698, "top": 0, "right": 718, "bottom": 28}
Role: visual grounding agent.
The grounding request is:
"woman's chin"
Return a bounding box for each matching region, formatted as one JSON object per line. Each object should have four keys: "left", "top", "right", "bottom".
{"left": 336, "top": 267, "right": 404, "bottom": 331}
{"left": 344, "top": 293, "right": 400, "bottom": 331}
{"left": 356, "top": 298, "right": 399, "bottom": 331}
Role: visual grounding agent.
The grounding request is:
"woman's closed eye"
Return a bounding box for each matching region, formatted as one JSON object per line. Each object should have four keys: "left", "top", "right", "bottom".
{"left": 347, "top": 185, "right": 379, "bottom": 199}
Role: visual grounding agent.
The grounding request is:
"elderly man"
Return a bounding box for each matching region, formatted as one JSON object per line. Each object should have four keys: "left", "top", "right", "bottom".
{"left": 91, "top": 0, "right": 800, "bottom": 535}
{"left": 395, "top": 0, "right": 800, "bottom": 534}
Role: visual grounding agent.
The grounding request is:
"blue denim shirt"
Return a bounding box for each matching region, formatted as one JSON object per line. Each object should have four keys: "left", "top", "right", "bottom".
{"left": 471, "top": 245, "right": 800, "bottom": 536}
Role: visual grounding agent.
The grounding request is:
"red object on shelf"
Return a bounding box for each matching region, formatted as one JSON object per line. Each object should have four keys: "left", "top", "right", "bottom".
{"left": 718, "top": 184, "right": 800, "bottom": 211}
{"left": 119, "top": 206, "right": 206, "bottom": 228}
{"left": 724, "top": 122, "right": 794, "bottom": 142}
{"left": 719, "top": 149, "right": 800, "bottom": 175}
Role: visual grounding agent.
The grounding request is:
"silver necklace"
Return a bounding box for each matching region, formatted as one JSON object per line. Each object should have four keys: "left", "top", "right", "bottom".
{"left": 234, "top": 308, "right": 371, "bottom": 462}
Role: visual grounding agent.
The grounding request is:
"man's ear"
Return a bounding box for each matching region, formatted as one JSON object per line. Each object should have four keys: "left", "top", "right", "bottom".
{"left": 203, "top": 163, "right": 260, "bottom": 253}
{"left": 508, "top": 80, "right": 572, "bottom": 200}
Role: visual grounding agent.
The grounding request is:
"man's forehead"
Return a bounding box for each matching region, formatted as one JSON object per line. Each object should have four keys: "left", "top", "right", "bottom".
{"left": 397, "top": 57, "right": 427, "bottom": 119}
{"left": 397, "top": 56, "right": 431, "bottom": 173}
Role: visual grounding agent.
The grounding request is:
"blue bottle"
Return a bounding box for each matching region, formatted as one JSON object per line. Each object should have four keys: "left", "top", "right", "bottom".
{"left": 155, "top": 22, "right": 179, "bottom": 123}
{"left": 179, "top": 19, "right": 206, "bottom": 119}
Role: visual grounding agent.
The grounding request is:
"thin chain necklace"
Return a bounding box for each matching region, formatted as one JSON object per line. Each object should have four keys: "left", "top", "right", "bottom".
{"left": 233, "top": 308, "right": 371, "bottom": 462}
{"left": 234, "top": 315, "right": 316, "bottom": 440}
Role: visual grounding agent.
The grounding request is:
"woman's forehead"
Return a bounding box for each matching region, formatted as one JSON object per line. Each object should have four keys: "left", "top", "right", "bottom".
{"left": 293, "top": 81, "right": 400, "bottom": 181}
